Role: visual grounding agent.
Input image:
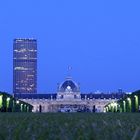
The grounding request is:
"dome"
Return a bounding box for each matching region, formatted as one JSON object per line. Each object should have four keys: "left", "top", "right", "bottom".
{"left": 58, "top": 77, "right": 80, "bottom": 92}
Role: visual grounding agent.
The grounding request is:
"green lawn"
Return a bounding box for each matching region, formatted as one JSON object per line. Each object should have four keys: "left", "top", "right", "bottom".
{"left": 0, "top": 113, "right": 140, "bottom": 140}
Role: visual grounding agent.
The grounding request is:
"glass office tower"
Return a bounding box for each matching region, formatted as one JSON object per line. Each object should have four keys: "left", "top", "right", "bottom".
{"left": 13, "top": 38, "right": 37, "bottom": 94}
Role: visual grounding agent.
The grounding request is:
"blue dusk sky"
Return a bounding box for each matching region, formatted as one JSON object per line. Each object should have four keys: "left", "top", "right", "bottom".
{"left": 0, "top": 0, "right": 140, "bottom": 93}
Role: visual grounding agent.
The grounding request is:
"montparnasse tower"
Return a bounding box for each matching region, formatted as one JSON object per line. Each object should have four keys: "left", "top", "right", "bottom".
{"left": 13, "top": 38, "right": 37, "bottom": 94}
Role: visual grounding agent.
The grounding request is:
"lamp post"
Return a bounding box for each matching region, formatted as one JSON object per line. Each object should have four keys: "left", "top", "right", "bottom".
{"left": 134, "top": 95, "right": 138, "bottom": 112}
{"left": 108, "top": 104, "right": 111, "bottom": 112}
{"left": 21, "top": 104, "right": 23, "bottom": 112}
{"left": 16, "top": 100, "right": 20, "bottom": 112}
{"left": 0, "top": 95, "right": 3, "bottom": 108}
{"left": 16, "top": 100, "right": 19, "bottom": 104}
{"left": 6, "top": 97, "right": 10, "bottom": 111}
{"left": 114, "top": 103, "right": 118, "bottom": 112}
{"left": 127, "top": 98, "right": 132, "bottom": 112}
{"left": 12, "top": 100, "right": 15, "bottom": 112}
{"left": 27, "top": 106, "right": 29, "bottom": 112}
{"left": 110, "top": 103, "right": 114, "bottom": 112}
{"left": 123, "top": 100, "right": 126, "bottom": 112}
{"left": 110, "top": 102, "right": 117, "bottom": 112}
{"left": 118, "top": 104, "right": 122, "bottom": 112}
{"left": 24, "top": 104, "right": 27, "bottom": 112}
{"left": 106, "top": 107, "right": 109, "bottom": 112}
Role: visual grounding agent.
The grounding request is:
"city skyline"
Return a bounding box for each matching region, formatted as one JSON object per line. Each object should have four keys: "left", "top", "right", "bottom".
{"left": 0, "top": 0, "right": 140, "bottom": 93}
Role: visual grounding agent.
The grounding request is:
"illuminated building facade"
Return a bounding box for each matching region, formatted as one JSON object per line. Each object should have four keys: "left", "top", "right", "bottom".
{"left": 15, "top": 77, "right": 125, "bottom": 113}
{"left": 13, "top": 38, "right": 37, "bottom": 94}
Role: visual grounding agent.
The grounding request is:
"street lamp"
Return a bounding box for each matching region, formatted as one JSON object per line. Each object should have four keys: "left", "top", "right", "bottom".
{"left": 108, "top": 104, "right": 111, "bottom": 112}
{"left": 134, "top": 95, "right": 138, "bottom": 112}
{"left": 16, "top": 100, "right": 19, "bottom": 104}
{"left": 113, "top": 103, "right": 118, "bottom": 112}
{"left": 24, "top": 104, "right": 27, "bottom": 112}
{"left": 110, "top": 102, "right": 115, "bottom": 112}
{"left": 0, "top": 95, "right": 3, "bottom": 108}
{"left": 7, "top": 98, "right": 10, "bottom": 101}
{"left": 6, "top": 97, "right": 10, "bottom": 109}
{"left": 106, "top": 107, "right": 109, "bottom": 112}
{"left": 123, "top": 100, "right": 126, "bottom": 112}
{"left": 127, "top": 97, "right": 132, "bottom": 112}
{"left": 21, "top": 104, "right": 23, "bottom": 112}
{"left": 27, "top": 106, "right": 29, "bottom": 112}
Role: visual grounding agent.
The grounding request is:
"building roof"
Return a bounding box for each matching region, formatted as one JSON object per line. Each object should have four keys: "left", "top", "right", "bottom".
{"left": 81, "top": 93, "right": 125, "bottom": 99}
{"left": 14, "top": 93, "right": 57, "bottom": 99}
{"left": 14, "top": 93, "right": 125, "bottom": 100}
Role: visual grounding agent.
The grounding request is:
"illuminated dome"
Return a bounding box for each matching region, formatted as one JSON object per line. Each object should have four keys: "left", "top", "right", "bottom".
{"left": 58, "top": 77, "right": 80, "bottom": 92}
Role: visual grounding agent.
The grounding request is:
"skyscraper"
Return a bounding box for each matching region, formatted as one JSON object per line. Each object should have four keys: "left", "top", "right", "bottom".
{"left": 13, "top": 38, "right": 37, "bottom": 94}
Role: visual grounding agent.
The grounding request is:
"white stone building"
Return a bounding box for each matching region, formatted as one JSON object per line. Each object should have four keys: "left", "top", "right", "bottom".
{"left": 14, "top": 77, "right": 125, "bottom": 112}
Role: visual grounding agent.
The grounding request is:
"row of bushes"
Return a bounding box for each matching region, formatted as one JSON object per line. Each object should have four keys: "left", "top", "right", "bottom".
{"left": 0, "top": 92, "right": 33, "bottom": 112}
{"left": 105, "top": 90, "right": 140, "bottom": 113}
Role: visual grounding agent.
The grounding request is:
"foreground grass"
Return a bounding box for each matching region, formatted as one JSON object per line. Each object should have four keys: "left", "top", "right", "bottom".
{"left": 0, "top": 113, "right": 140, "bottom": 140}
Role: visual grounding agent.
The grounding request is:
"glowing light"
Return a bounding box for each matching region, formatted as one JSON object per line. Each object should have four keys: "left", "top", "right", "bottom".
{"left": 0, "top": 95, "right": 3, "bottom": 108}
{"left": 7, "top": 98, "right": 10, "bottom": 101}
{"left": 134, "top": 95, "right": 139, "bottom": 112}
{"left": 127, "top": 98, "right": 131, "bottom": 101}
{"left": 111, "top": 103, "right": 114, "bottom": 106}
{"left": 16, "top": 101, "right": 19, "bottom": 104}
{"left": 134, "top": 95, "right": 137, "bottom": 98}
{"left": 67, "top": 86, "right": 71, "bottom": 90}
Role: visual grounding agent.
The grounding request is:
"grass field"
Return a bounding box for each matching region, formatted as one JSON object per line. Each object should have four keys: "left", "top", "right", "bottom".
{"left": 0, "top": 113, "right": 140, "bottom": 140}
